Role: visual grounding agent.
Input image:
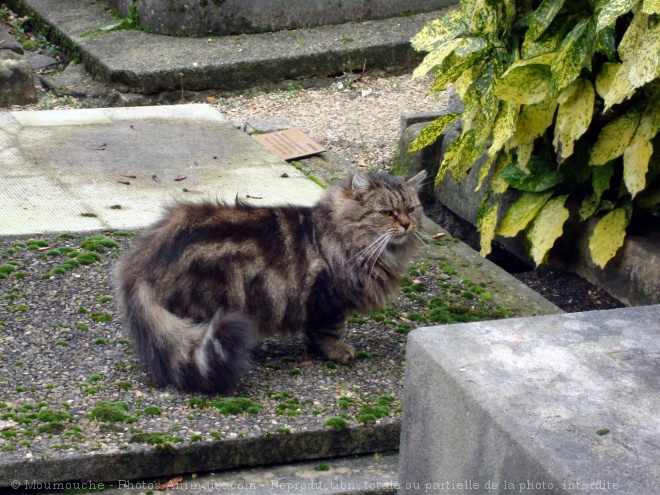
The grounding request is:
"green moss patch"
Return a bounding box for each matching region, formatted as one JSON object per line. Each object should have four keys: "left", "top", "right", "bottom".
{"left": 324, "top": 417, "right": 348, "bottom": 430}
{"left": 88, "top": 401, "right": 136, "bottom": 423}
{"left": 211, "top": 397, "right": 261, "bottom": 416}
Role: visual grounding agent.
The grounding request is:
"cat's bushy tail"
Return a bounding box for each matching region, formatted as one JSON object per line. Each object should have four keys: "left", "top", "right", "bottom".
{"left": 118, "top": 279, "right": 257, "bottom": 393}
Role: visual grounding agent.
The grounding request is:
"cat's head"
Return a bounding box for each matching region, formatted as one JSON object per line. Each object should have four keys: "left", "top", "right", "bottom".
{"left": 331, "top": 170, "right": 427, "bottom": 249}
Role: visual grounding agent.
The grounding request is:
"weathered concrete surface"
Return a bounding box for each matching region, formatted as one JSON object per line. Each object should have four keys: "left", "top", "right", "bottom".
{"left": 108, "top": 0, "right": 454, "bottom": 37}
{"left": 2, "top": 425, "right": 400, "bottom": 488}
{"left": 400, "top": 306, "right": 660, "bottom": 494}
{"left": 8, "top": 0, "right": 452, "bottom": 93}
{"left": 37, "top": 453, "right": 399, "bottom": 495}
{"left": 0, "top": 104, "right": 324, "bottom": 238}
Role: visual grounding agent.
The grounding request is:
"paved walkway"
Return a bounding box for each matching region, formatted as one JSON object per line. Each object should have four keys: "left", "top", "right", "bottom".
{"left": 1, "top": 104, "right": 323, "bottom": 238}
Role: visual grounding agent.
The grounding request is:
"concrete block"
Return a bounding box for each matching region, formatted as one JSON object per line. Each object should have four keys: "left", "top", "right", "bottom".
{"left": 399, "top": 306, "right": 660, "bottom": 494}
{"left": 391, "top": 122, "right": 444, "bottom": 204}
{"left": 107, "top": 0, "right": 457, "bottom": 37}
{"left": 0, "top": 51, "right": 37, "bottom": 107}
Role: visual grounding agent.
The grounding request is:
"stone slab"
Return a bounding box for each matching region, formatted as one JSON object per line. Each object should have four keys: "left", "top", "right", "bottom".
{"left": 33, "top": 453, "right": 399, "bottom": 495}
{"left": 9, "top": 0, "right": 453, "bottom": 93}
{"left": 399, "top": 306, "right": 660, "bottom": 495}
{"left": 107, "top": 0, "right": 453, "bottom": 37}
{"left": 0, "top": 104, "right": 324, "bottom": 238}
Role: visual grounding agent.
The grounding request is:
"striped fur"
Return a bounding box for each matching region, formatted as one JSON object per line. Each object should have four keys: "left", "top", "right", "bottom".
{"left": 114, "top": 171, "right": 426, "bottom": 392}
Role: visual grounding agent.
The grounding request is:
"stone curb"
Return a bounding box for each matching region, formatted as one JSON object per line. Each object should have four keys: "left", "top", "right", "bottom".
{"left": 8, "top": 0, "right": 456, "bottom": 93}
{"left": 1, "top": 424, "right": 399, "bottom": 486}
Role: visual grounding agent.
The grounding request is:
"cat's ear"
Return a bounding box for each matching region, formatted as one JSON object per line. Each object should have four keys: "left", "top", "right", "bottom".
{"left": 352, "top": 173, "right": 373, "bottom": 194}
{"left": 405, "top": 169, "right": 427, "bottom": 190}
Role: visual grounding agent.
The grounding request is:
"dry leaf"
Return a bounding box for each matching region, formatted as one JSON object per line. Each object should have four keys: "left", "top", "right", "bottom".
{"left": 399, "top": 317, "right": 412, "bottom": 323}
{"left": 156, "top": 476, "right": 183, "bottom": 491}
{"left": 299, "top": 360, "right": 313, "bottom": 367}
{"left": 357, "top": 157, "right": 369, "bottom": 167}
{"left": 432, "top": 232, "right": 446, "bottom": 239}
{"left": 174, "top": 174, "right": 187, "bottom": 182}
{"left": 37, "top": 246, "right": 51, "bottom": 251}
{"left": 133, "top": 389, "right": 143, "bottom": 397}
{"left": 205, "top": 96, "right": 215, "bottom": 102}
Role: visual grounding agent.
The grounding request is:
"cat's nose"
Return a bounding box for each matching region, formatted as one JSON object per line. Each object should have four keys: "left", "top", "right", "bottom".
{"left": 400, "top": 218, "right": 410, "bottom": 230}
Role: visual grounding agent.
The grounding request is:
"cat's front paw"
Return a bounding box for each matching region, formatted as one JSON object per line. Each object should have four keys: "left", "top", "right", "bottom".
{"left": 317, "top": 338, "right": 356, "bottom": 364}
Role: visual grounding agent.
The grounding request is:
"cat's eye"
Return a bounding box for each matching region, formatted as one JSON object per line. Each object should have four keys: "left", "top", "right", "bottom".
{"left": 407, "top": 207, "right": 415, "bottom": 213}
{"left": 379, "top": 209, "right": 394, "bottom": 217}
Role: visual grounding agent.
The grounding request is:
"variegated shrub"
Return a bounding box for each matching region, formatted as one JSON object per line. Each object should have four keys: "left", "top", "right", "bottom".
{"left": 411, "top": 0, "right": 660, "bottom": 268}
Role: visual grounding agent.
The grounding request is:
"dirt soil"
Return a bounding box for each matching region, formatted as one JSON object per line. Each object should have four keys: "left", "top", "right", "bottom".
{"left": 424, "top": 202, "right": 626, "bottom": 314}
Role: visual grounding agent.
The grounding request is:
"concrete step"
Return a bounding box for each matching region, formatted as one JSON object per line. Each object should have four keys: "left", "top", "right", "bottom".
{"left": 35, "top": 453, "right": 400, "bottom": 495}
{"left": 10, "top": 0, "right": 455, "bottom": 94}
{"left": 400, "top": 306, "right": 660, "bottom": 495}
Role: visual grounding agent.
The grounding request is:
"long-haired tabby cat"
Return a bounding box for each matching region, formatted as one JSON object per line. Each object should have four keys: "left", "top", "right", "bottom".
{"left": 114, "top": 170, "right": 426, "bottom": 392}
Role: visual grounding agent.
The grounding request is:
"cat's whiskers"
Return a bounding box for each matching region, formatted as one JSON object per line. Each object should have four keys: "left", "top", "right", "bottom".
{"left": 413, "top": 231, "right": 429, "bottom": 245}
{"left": 350, "top": 233, "right": 391, "bottom": 273}
{"left": 366, "top": 234, "right": 394, "bottom": 279}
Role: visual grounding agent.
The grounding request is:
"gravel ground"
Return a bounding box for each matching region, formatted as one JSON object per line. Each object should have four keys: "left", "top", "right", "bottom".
{"left": 0, "top": 232, "right": 515, "bottom": 462}
{"left": 215, "top": 72, "right": 444, "bottom": 172}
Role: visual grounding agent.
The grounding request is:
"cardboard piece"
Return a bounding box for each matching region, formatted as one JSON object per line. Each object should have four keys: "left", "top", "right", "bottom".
{"left": 252, "top": 127, "right": 326, "bottom": 161}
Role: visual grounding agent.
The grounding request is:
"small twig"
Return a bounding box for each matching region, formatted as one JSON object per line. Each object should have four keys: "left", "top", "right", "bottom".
{"left": 179, "top": 72, "right": 184, "bottom": 101}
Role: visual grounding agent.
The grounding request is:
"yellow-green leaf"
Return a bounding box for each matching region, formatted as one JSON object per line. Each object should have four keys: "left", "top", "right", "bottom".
{"left": 603, "top": 9, "right": 648, "bottom": 109}
{"left": 623, "top": 132, "right": 653, "bottom": 198}
{"left": 495, "top": 58, "right": 555, "bottom": 104}
{"left": 412, "top": 38, "right": 463, "bottom": 79}
{"left": 408, "top": 113, "right": 460, "bottom": 153}
{"left": 618, "top": 8, "right": 648, "bottom": 61}
{"left": 589, "top": 208, "right": 629, "bottom": 268}
{"left": 553, "top": 78, "right": 595, "bottom": 161}
{"left": 638, "top": 93, "right": 660, "bottom": 140}
{"left": 453, "top": 62, "right": 480, "bottom": 98}
{"left": 488, "top": 103, "right": 518, "bottom": 156}
{"left": 510, "top": 97, "right": 557, "bottom": 147}
{"left": 450, "top": 131, "right": 483, "bottom": 182}
{"left": 435, "top": 130, "right": 483, "bottom": 186}
{"left": 595, "top": 62, "right": 620, "bottom": 98}
{"left": 551, "top": 18, "right": 595, "bottom": 91}
{"left": 527, "top": 194, "right": 570, "bottom": 266}
{"left": 496, "top": 190, "right": 554, "bottom": 237}
{"left": 589, "top": 111, "right": 640, "bottom": 165}
{"left": 596, "top": 0, "right": 638, "bottom": 32}
{"left": 517, "top": 143, "right": 534, "bottom": 170}
{"left": 628, "top": 22, "right": 660, "bottom": 88}
{"left": 475, "top": 152, "right": 497, "bottom": 192}
{"left": 490, "top": 151, "right": 512, "bottom": 194}
{"left": 580, "top": 193, "right": 600, "bottom": 220}
{"left": 527, "top": 0, "right": 567, "bottom": 42}
{"left": 477, "top": 201, "right": 499, "bottom": 257}
{"left": 603, "top": 61, "right": 637, "bottom": 110}
{"left": 455, "top": 37, "right": 488, "bottom": 57}
{"left": 411, "top": 10, "right": 468, "bottom": 52}
{"left": 642, "top": 0, "right": 660, "bottom": 14}
{"left": 430, "top": 50, "right": 486, "bottom": 93}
